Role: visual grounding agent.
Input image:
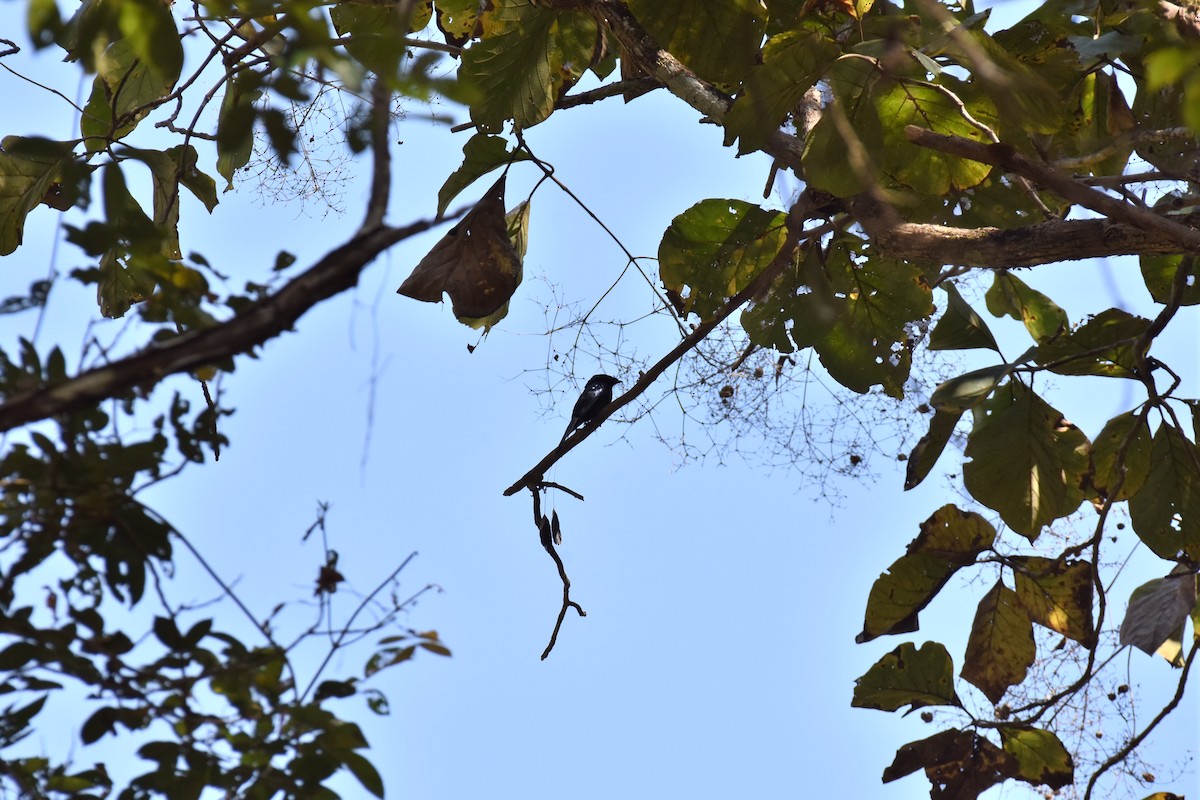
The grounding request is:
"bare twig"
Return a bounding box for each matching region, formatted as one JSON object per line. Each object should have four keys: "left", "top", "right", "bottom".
{"left": 533, "top": 489, "right": 585, "bottom": 659}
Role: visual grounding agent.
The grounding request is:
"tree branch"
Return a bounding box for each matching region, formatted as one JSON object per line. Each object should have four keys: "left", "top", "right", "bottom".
{"left": 904, "top": 126, "right": 1200, "bottom": 253}
{"left": 0, "top": 212, "right": 464, "bottom": 432}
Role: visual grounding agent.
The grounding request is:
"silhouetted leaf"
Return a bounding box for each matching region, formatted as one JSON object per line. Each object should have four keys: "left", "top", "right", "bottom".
{"left": 852, "top": 641, "right": 961, "bottom": 712}
{"left": 961, "top": 581, "right": 1035, "bottom": 704}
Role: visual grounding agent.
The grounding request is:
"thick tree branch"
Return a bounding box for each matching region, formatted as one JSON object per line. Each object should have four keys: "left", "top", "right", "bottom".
{"left": 855, "top": 214, "right": 1188, "bottom": 268}
{"left": 582, "top": 0, "right": 806, "bottom": 172}
{"left": 0, "top": 214, "right": 462, "bottom": 433}
{"left": 904, "top": 126, "right": 1200, "bottom": 253}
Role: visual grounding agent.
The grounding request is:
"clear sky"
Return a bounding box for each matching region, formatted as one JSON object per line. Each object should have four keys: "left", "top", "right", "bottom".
{"left": 0, "top": 1, "right": 1196, "bottom": 798}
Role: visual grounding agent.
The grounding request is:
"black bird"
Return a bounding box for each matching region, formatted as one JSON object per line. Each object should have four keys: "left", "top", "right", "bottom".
{"left": 561, "top": 374, "right": 620, "bottom": 443}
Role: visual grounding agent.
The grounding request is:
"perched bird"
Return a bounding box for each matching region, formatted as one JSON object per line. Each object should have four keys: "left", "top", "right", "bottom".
{"left": 561, "top": 374, "right": 620, "bottom": 443}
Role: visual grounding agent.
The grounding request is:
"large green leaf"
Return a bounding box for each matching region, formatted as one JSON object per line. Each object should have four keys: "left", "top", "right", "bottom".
{"left": 985, "top": 271, "right": 1067, "bottom": 344}
{"left": 723, "top": 29, "right": 838, "bottom": 155}
{"left": 1140, "top": 254, "right": 1200, "bottom": 307}
{"left": 1000, "top": 727, "right": 1075, "bottom": 790}
{"left": 1129, "top": 423, "right": 1200, "bottom": 561}
{"left": 1011, "top": 556, "right": 1095, "bottom": 646}
{"left": 858, "top": 505, "right": 996, "bottom": 643}
{"left": 0, "top": 137, "right": 81, "bottom": 256}
{"left": 788, "top": 241, "right": 932, "bottom": 397}
{"left": 116, "top": 0, "right": 183, "bottom": 85}
{"left": 460, "top": 1, "right": 599, "bottom": 132}
{"left": 801, "top": 56, "right": 884, "bottom": 198}
{"left": 80, "top": 36, "right": 180, "bottom": 152}
{"left": 1034, "top": 308, "right": 1149, "bottom": 378}
{"left": 627, "top": 0, "right": 766, "bottom": 84}
{"left": 660, "top": 199, "right": 788, "bottom": 321}
{"left": 215, "top": 70, "right": 264, "bottom": 191}
{"left": 1089, "top": 411, "right": 1152, "bottom": 502}
{"left": 852, "top": 641, "right": 960, "bottom": 713}
{"left": 928, "top": 282, "right": 1000, "bottom": 352}
{"left": 904, "top": 408, "right": 961, "bottom": 491}
{"left": 963, "top": 383, "right": 1090, "bottom": 540}
{"left": 960, "top": 581, "right": 1035, "bottom": 704}
{"left": 744, "top": 237, "right": 934, "bottom": 397}
{"left": 875, "top": 76, "right": 997, "bottom": 195}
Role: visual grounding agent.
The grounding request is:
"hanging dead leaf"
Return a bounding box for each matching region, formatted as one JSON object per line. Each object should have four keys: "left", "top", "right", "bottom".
{"left": 398, "top": 175, "right": 522, "bottom": 325}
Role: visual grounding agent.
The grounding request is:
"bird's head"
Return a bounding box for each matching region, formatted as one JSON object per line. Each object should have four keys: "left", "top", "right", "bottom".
{"left": 587, "top": 374, "right": 621, "bottom": 390}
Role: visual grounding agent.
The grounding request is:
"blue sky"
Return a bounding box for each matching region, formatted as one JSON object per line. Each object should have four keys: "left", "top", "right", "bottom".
{"left": 0, "top": 1, "right": 1196, "bottom": 798}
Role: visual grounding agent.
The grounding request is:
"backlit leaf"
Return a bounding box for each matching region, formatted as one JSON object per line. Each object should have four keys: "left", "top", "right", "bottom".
{"left": 660, "top": 199, "right": 788, "bottom": 321}
{"left": 1129, "top": 423, "right": 1200, "bottom": 561}
{"left": 961, "top": 581, "right": 1035, "bottom": 704}
{"left": 627, "top": 0, "right": 766, "bottom": 84}
{"left": 852, "top": 641, "right": 960, "bottom": 712}
{"left": 1011, "top": 556, "right": 1095, "bottom": 646}
{"left": 857, "top": 505, "right": 996, "bottom": 643}
{"left": 1000, "top": 727, "right": 1074, "bottom": 790}
{"left": 963, "top": 383, "right": 1090, "bottom": 540}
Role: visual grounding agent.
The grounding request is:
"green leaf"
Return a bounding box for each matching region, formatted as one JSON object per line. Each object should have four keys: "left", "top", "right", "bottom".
{"left": 437, "top": 134, "right": 530, "bottom": 217}
{"left": 723, "top": 29, "right": 838, "bottom": 155}
{"left": 1089, "top": 411, "right": 1152, "bottom": 502}
{"left": 80, "top": 37, "right": 178, "bottom": 152}
{"left": 963, "top": 383, "right": 1091, "bottom": 540}
{"left": 929, "top": 365, "right": 1010, "bottom": 413}
{"left": 660, "top": 199, "right": 787, "bottom": 321}
{"left": 216, "top": 70, "right": 264, "bottom": 191}
{"left": 1120, "top": 572, "right": 1198, "bottom": 661}
{"left": 928, "top": 282, "right": 1000, "bottom": 352}
{"left": 787, "top": 241, "right": 933, "bottom": 397}
{"left": 801, "top": 57, "right": 883, "bottom": 197}
{"left": 1128, "top": 423, "right": 1200, "bottom": 561}
{"left": 985, "top": 271, "right": 1067, "bottom": 344}
{"left": 342, "top": 750, "right": 385, "bottom": 798}
{"left": 1140, "top": 254, "right": 1200, "bottom": 306}
{"left": 117, "top": 0, "right": 183, "bottom": 85}
{"left": 875, "top": 76, "right": 997, "bottom": 195}
{"left": 332, "top": 2, "right": 422, "bottom": 79}
{"left": 436, "top": 0, "right": 483, "bottom": 43}
{"left": 960, "top": 581, "right": 1035, "bottom": 704}
{"left": 1000, "top": 727, "right": 1075, "bottom": 790}
{"left": 460, "top": 1, "right": 600, "bottom": 132}
{"left": 956, "top": 28, "right": 1070, "bottom": 135}
{"left": 904, "top": 408, "right": 961, "bottom": 490}
{"left": 1011, "top": 556, "right": 1095, "bottom": 646}
{"left": 858, "top": 505, "right": 996, "bottom": 643}
{"left": 0, "top": 137, "right": 80, "bottom": 256}
{"left": 627, "top": 0, "right": 766, "bottom": 84}
{"left": 852, "top": 641, "right": 960, "bottom": 713}
{"left": 1034, "top": 308, "right": 1150, "bottom": 378}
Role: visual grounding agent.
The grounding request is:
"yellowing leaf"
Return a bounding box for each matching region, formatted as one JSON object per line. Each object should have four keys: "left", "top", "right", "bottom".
{"left": 961, "top": 581, "right": 1035, "bottom": 704}
{"left": 1011, "top": 556, "right": 1095, "bottom": 646}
